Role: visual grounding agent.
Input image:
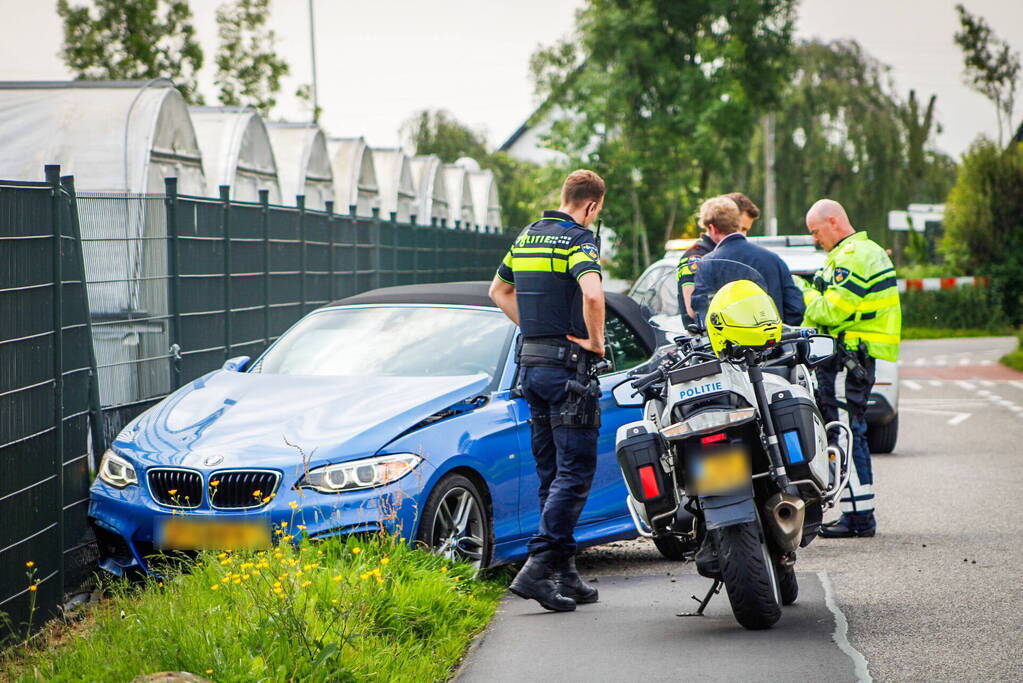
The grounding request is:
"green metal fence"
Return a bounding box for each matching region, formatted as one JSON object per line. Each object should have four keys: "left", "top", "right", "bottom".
{"left": 1, "top": 168, "right": 97, "bottom": 637}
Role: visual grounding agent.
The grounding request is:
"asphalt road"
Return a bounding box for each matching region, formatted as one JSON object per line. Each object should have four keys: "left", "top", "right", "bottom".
{"left": 459, "top": 336, "right": 1023, "bottom": 682}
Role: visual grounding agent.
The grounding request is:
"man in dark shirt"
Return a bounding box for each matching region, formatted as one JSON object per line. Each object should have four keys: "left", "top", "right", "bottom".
{"left": 489, "top": 170, "right": 606, "bottom": 612}
{"left": 696, "top": 196, "right": 805, "bottom": 325}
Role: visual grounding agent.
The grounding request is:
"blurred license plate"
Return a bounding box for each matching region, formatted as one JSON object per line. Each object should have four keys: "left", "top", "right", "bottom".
{"left": 157, "top": 517, "right": 271, "bottom": 551}
{"left": 692, "top": 448, "right": 750, "bottom": 495}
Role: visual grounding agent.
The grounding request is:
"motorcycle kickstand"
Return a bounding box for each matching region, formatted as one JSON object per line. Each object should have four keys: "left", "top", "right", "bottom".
{"left": 677, "top": 579, "right": 722, "bottom": 617}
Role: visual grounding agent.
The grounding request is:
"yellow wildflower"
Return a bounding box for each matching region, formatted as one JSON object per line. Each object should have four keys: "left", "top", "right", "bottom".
{"left": 440, "top": 566, "right": 448, "bottom": 573}
{"left": 205, "top": 670, "right": 213, "bottom": 675}
{"left": 289, "top": 501, "right": 298, "bottom": 510}
{"left": 280, "top": 521, "right": 288, "bottom": 529}
{"left": 167, "top": 489, "right": 178, "bottom": 495}
{"left": 301, "top": 580, "right": 312, "bottom": 587}
{"left": 210, "top": 480, "right": 219, "bottom": 487}
{"left": 210, "top": 584, "right": 220, "bottom": 591}
{"left": 282, "top": 535, "right": 293, "bottom": 542}
{"left": 375, "top": 576, "right": 384, "bottom": 584}
{"left": 25, "top": 561, "right": 34, "bottom": 568}
{"left": 331, "top": 598, "right": 339, "bottom": 604}
{"left": 233, "top": 578, "right": 241, "bottom": 584}
{"left": 28, "top": 585, "right": 37, "bottom": 592}
{"left": 297, "top": 524, "right": 306, "bottom": 531}
{"left": 380, "top": 557, "right": 390, "bottom": 565}
{"left": 252, "top": 490, "right": 262, "bottom": 498}
{"left": 352, "top": 547, "right": 362, "bottom": 555}
{"left": 217, "top": 552, "right": 227, "bottom": 559}
{"left": 333, "top": 574, "right": 343, "bottom": 582}
{"left": 262, "top": 496, "right": 272, "bottom": 503}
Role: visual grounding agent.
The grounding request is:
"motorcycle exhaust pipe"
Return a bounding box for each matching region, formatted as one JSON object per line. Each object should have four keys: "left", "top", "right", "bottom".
{"left": 763, "top": 492, "right": 805, "bottom": 553}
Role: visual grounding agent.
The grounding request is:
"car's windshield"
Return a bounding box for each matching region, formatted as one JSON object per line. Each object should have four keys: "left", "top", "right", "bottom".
{"left": 250, "top": 306, "right": 514, "bottom": 380}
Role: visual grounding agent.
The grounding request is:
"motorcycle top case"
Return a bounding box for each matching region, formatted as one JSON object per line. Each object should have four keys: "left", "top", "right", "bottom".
{"left": 615, "top": 422, "right": 677, "bottom": 522}
{"left": 768, "top": 390, "right": 829, "bottom": 490}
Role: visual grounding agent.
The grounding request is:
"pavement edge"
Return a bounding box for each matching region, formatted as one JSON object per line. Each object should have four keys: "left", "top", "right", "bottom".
{"left": 818, "top": 571, "right": 872, "bottom": 683}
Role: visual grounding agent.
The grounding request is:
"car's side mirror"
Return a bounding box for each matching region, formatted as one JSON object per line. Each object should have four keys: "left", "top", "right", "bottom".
{"left": 222, "top": 355, "right": 251, "bottom": 372}
{"left": 804, "top": 335, "right": 836, "bottom": 367}
{"left": 611, "top": 377, "right": 644, "bottom": 408}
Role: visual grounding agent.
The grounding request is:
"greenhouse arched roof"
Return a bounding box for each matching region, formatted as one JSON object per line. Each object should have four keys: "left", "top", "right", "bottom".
{"left": 190, "top": 105, "right": 281, "bottom": 203}
{"left": 372, "top": 148, "right": 417, "bottom": 223}
{"left": 327, "top": 137, "right": 378, "bottom": 216}
{"left": 267, "top": 121, "right": 334, "bottom": 211}
{"left": 441, "top": 164, "right": 475, "bottom": 229}
{"left": 0, "top": 79, "right": 206, "bottom": 194}
{"left": 409, "top": 155, "right": 449, "bottom": 226}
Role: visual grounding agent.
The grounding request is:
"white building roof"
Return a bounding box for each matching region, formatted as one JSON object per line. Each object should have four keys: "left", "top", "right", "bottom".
{"left": 372, "top": 148, "right": 417, "bottom": 223}
{"left": 440, "top": 164, "right": 475, "bottom": 229}
{"left": 190, "top": 106, "right": 281, "bottom": 203}
{"left": 327, "top": 137, "right": 378, "bottom": 216}
{"left": 266, "top": 122, "right": 334, "bottom": 211}
{"left": 408, "top": 155, "right": 449, "bottom": 226}
{"left": 0, "top": 79, "right": 206, "bottom": 194}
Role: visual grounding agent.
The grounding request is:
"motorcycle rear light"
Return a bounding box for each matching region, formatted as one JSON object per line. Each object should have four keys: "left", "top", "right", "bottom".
{"left": 638, "top": 465, "right": 660, "bottom": 499}
{"left": 701, "top": 433, "right": 727, "bottom": 446}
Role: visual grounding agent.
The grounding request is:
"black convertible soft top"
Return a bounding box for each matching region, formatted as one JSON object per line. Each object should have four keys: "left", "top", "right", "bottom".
{"left": 327, "top": 281, "right": 656, "bottom": 353}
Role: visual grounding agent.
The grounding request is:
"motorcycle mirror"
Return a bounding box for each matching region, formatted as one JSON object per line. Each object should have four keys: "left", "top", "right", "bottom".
{"left": 611, "top": 377, "right": 644, "bottom": 408}
{"left": 804, "top": 335, "right": 837, "bottom": 367}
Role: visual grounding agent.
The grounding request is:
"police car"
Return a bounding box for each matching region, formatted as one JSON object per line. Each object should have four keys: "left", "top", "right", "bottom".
{"left": 628, "top": 235, "right": 900, "bottom": 453}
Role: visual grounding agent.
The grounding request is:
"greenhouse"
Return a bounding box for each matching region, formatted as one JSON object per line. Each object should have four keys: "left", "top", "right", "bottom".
{"left": 467, "top": 169, "right": 502, "bottom": 231}
{"left": 441, "top": 164, "right": 476, "bottom": 229}
{"left": 190, "top": 105, "right": 281, "bottom": 203}
{"left": 266, "top": 121, "right": 334, "bottom": 211}
{"left": 408, "top": 154, "right": 449, "bottom": 226}
{"left": 327, "top": 137, "right": 379, "bottom": 216}
{"left": 0, "top": 79, "right": 206, "bottom": 194}
{"left": 372, "top": 148, "right": 417, "bottom": 223}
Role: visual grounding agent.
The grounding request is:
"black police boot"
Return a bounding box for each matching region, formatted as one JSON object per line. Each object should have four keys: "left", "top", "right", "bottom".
{"left": 553, "top": 555, "right": 599, "bottom": 604}
{"left": 509, "top": 551, "right": 576, "bottom": 612}
{"left": 819, "top": 517, "right": 876, "bottom": 538}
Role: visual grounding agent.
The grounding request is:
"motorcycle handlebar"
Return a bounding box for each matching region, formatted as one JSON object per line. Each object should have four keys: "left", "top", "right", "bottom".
{"left": 780, "top": 328, "right": 813, "bottom": 341}
{"left": 630, "top": 368, "right": 665, "bottom": 392}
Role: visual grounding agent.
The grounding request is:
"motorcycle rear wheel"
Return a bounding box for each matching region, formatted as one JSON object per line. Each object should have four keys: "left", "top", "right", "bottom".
{"left": 717, "top": 520, "right": 782, "bottom": 629}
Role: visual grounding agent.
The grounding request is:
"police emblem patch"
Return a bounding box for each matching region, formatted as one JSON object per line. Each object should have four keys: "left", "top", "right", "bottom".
{"left": 689, "top": 257, "right": 700, "bottom": 272}
{"left": 581, "top": 243, "right": 599, "bottom": 261}
{"left": 834, "top": 267, "right": 850, "bottom": 284}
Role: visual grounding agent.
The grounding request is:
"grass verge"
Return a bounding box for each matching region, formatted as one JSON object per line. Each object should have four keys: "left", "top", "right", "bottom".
{"left": 902, "top": 327, "right": 1014, "bottom": 340}
{"left": 1, "top": 533, "right": 505, "bottom": 682}
{"left": 1000, "top": 333, "right": 1023, "bottom": 372}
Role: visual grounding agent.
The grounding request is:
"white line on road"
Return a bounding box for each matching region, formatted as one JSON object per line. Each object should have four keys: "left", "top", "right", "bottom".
{"left": 980, "top": 380, "right": 995, "bottom": 387}
{"left": 929, "top": 380, "right": 943, "bottom": 387}
{"left": 958, "top": 357, "right": 971, "bottom": 365}
{"left": 818, "top": 572, "right": 873, "bottom": 683}
{"left": 956, "top": 380, "right": 976, "bottom": 390}
{"left": 903, "top": 380, "right": 922, "bottom": 391}
{"left": 980, "top": 360, "right": 995, "bottom": 366}
{"left": 1010, "top": 381, "right": 1023, "bottom": 393}
{"left": 913, "top": 358, "right": 927, "bottom": 366}
{"left": 948, "top": 413, "right": 972, "bottom": 426}
{"left": 902, "top": 407, "right": 973, "bottom": 425}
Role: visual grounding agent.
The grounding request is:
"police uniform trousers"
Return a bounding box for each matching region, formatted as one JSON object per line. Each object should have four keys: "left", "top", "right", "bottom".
{"left": 520, "top": 365, "right": 598, "bottom": 559}
{"left": 816, "top": 354, "right": 877, "bottom": 530}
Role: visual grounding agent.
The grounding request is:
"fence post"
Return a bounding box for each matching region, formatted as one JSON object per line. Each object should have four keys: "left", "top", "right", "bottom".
{"left": 326, "top": 200, "right": 335, "bottom": 301}
{"left": 165, "top": 177, "right": 182, "bottom": 389}
{"left": 297, "top": 195, "right": 307, "bottom": 314}
{"left": 45, "top": 164, "right": 66, "bottom": 596}
{"left": 220, "top": 185, "right": 232, "bottom": 360}
{"left": 349, "top": 206, "right": 358, "bottom": 295}
{"left": 260, "top": 189, "right": 270, "bottom": 346}
{"left": 62, "top": 175, "right": 105, "bottom": 457}
{"left": 389, "top": 212, "right": 398, "bottom": 287}
{"left": 372, "top": 207, "right": 381, "bottom": 290}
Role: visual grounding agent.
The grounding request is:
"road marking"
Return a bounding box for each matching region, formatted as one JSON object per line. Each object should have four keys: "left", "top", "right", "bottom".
{"left": 913, "top": 358, "right": 926, "bottom": 366}
{"left": 980, "top": 360, "right": 995, "bottom": 366}
{"left": 980, "top": 380, "right": 995, "bottom": 387}
{"left": 818, "top": 572, "right": 872, "bottom": 683}
{"left": 903, "top": 380, "right": 922, "bottom": 391}
{"left": 947, "top": 413, "right": 972, "bottom": 426}
{"left": 1010, "top": 381, "right": 1023, "bottom": 393}
{"left": 928, "top": 380, "right": 943, "bottom": 387}
{"left": 956, "top": 380, "right": 976, "bottom": 390}
{"left": 901, "top": 407, "right": 973, "bottom": 425}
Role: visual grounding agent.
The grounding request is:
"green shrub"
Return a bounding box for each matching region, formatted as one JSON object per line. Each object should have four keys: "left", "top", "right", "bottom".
{"left": 900, "top": 285, "right": 1011, "bottom": 331}
{"left": 2, "top": 534, "right": 505, "bottom": 682}
{"left": 1000, "top": 332, "right": 1023, "bottom": 372}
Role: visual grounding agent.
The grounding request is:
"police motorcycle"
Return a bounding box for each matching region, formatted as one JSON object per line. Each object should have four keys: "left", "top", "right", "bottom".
{"left": 611, "top": 260, "right": 852, "bottom": 630}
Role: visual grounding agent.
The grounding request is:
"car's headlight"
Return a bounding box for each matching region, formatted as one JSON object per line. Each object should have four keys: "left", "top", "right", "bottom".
{"left": 98, "top": 449, "right": 138, "bottom": 488}
{"left": 299, "top": 453, "right": 422, "bottom": 494}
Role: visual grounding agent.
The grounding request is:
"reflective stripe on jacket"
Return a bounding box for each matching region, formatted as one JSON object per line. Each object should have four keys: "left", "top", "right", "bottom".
{"left": 800, "top": 232, "right": 901, "bottom": 362}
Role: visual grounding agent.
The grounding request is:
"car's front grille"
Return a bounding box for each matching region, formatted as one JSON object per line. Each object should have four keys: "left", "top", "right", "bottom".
{"left": 208, "top": 470, "right": 281, "bottom": 509}
{"left": 148, "top": 468, "right": 203, "bottom": 508}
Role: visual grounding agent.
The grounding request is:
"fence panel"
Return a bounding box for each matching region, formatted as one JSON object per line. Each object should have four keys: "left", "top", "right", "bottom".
{"left": 1, "top": 169, "right": 96, "bottom": 637}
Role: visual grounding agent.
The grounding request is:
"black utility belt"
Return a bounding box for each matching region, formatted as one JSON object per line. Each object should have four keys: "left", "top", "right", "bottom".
{"left": 518, "top": 338, "right": 588, "bottom": 368}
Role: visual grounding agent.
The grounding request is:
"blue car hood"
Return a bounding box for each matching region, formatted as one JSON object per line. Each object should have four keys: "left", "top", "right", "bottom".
{"left": 116, "top": 371, "right": 490, "bottom": 469}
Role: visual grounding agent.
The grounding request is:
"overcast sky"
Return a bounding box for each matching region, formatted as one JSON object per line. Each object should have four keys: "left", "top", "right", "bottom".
{"left": 1, "top": 0, "right": 1020, "bottom": 158}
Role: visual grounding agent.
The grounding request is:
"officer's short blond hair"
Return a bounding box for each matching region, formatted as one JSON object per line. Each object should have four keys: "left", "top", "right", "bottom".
{"left": 561, "top": 170, "right": 606, "bottom": 207}
{"left": 700, "top": 196, "right": 741, "bottom": 235}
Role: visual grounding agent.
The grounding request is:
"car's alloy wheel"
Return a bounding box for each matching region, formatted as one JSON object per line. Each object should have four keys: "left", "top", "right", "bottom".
{"left": 419, "top": 474, "right": 491, "bottom": 568}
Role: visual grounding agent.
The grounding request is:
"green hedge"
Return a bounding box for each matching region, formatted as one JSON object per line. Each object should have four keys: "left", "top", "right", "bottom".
{"left": 900, "top": 285, "right": 1011, "bottom": 332}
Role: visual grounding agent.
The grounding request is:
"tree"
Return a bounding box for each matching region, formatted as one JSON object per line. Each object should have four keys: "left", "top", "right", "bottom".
{"left": 941, "top": 139, "right": 1023, "bottom": 324}
{"left": 57, "top": 0, "right": 204, "bottom": 103}
{"left": 744, "top": 40, "right": 956, "bottom": 252}
{"left": 530, "top": 0, "right": 798, "bottom": 278}
{"left": 215, "top": 0, "right": 289, "bottom": 116}
{"left": 954, "top": 4, "right": 1021, "bottom": 147}
{"left": 401, "top": 110, "right": 489, "bottom": 164}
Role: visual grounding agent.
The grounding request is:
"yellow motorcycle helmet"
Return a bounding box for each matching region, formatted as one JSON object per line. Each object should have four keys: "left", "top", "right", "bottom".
{"left": 705, "top": 280, "right": 783, "bottom": 356}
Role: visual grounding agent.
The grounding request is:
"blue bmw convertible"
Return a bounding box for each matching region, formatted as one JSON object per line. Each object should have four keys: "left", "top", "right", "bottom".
{"left": 89, "top": 282, "right": 657, "bottom": 573}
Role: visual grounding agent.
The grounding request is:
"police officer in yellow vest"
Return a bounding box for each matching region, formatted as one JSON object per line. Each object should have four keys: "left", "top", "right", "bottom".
{"left": 796, "top": 199, "right": 901, "bottom": 538}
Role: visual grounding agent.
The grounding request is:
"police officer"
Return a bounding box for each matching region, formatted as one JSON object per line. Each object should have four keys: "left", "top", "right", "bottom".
{"left": 489, "top": 170, "right": 606, "bottom": 611}
{"left": 797, "top": 199, "right": 901, "bottom": 538}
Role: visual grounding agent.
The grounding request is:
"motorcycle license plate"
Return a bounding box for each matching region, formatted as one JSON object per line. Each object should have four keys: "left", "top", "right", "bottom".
{"left": 156, "top": 517, "right": 271, "bottom": 551}
{"left": 691, "top": 449, "right": 750, "bottom": 495}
